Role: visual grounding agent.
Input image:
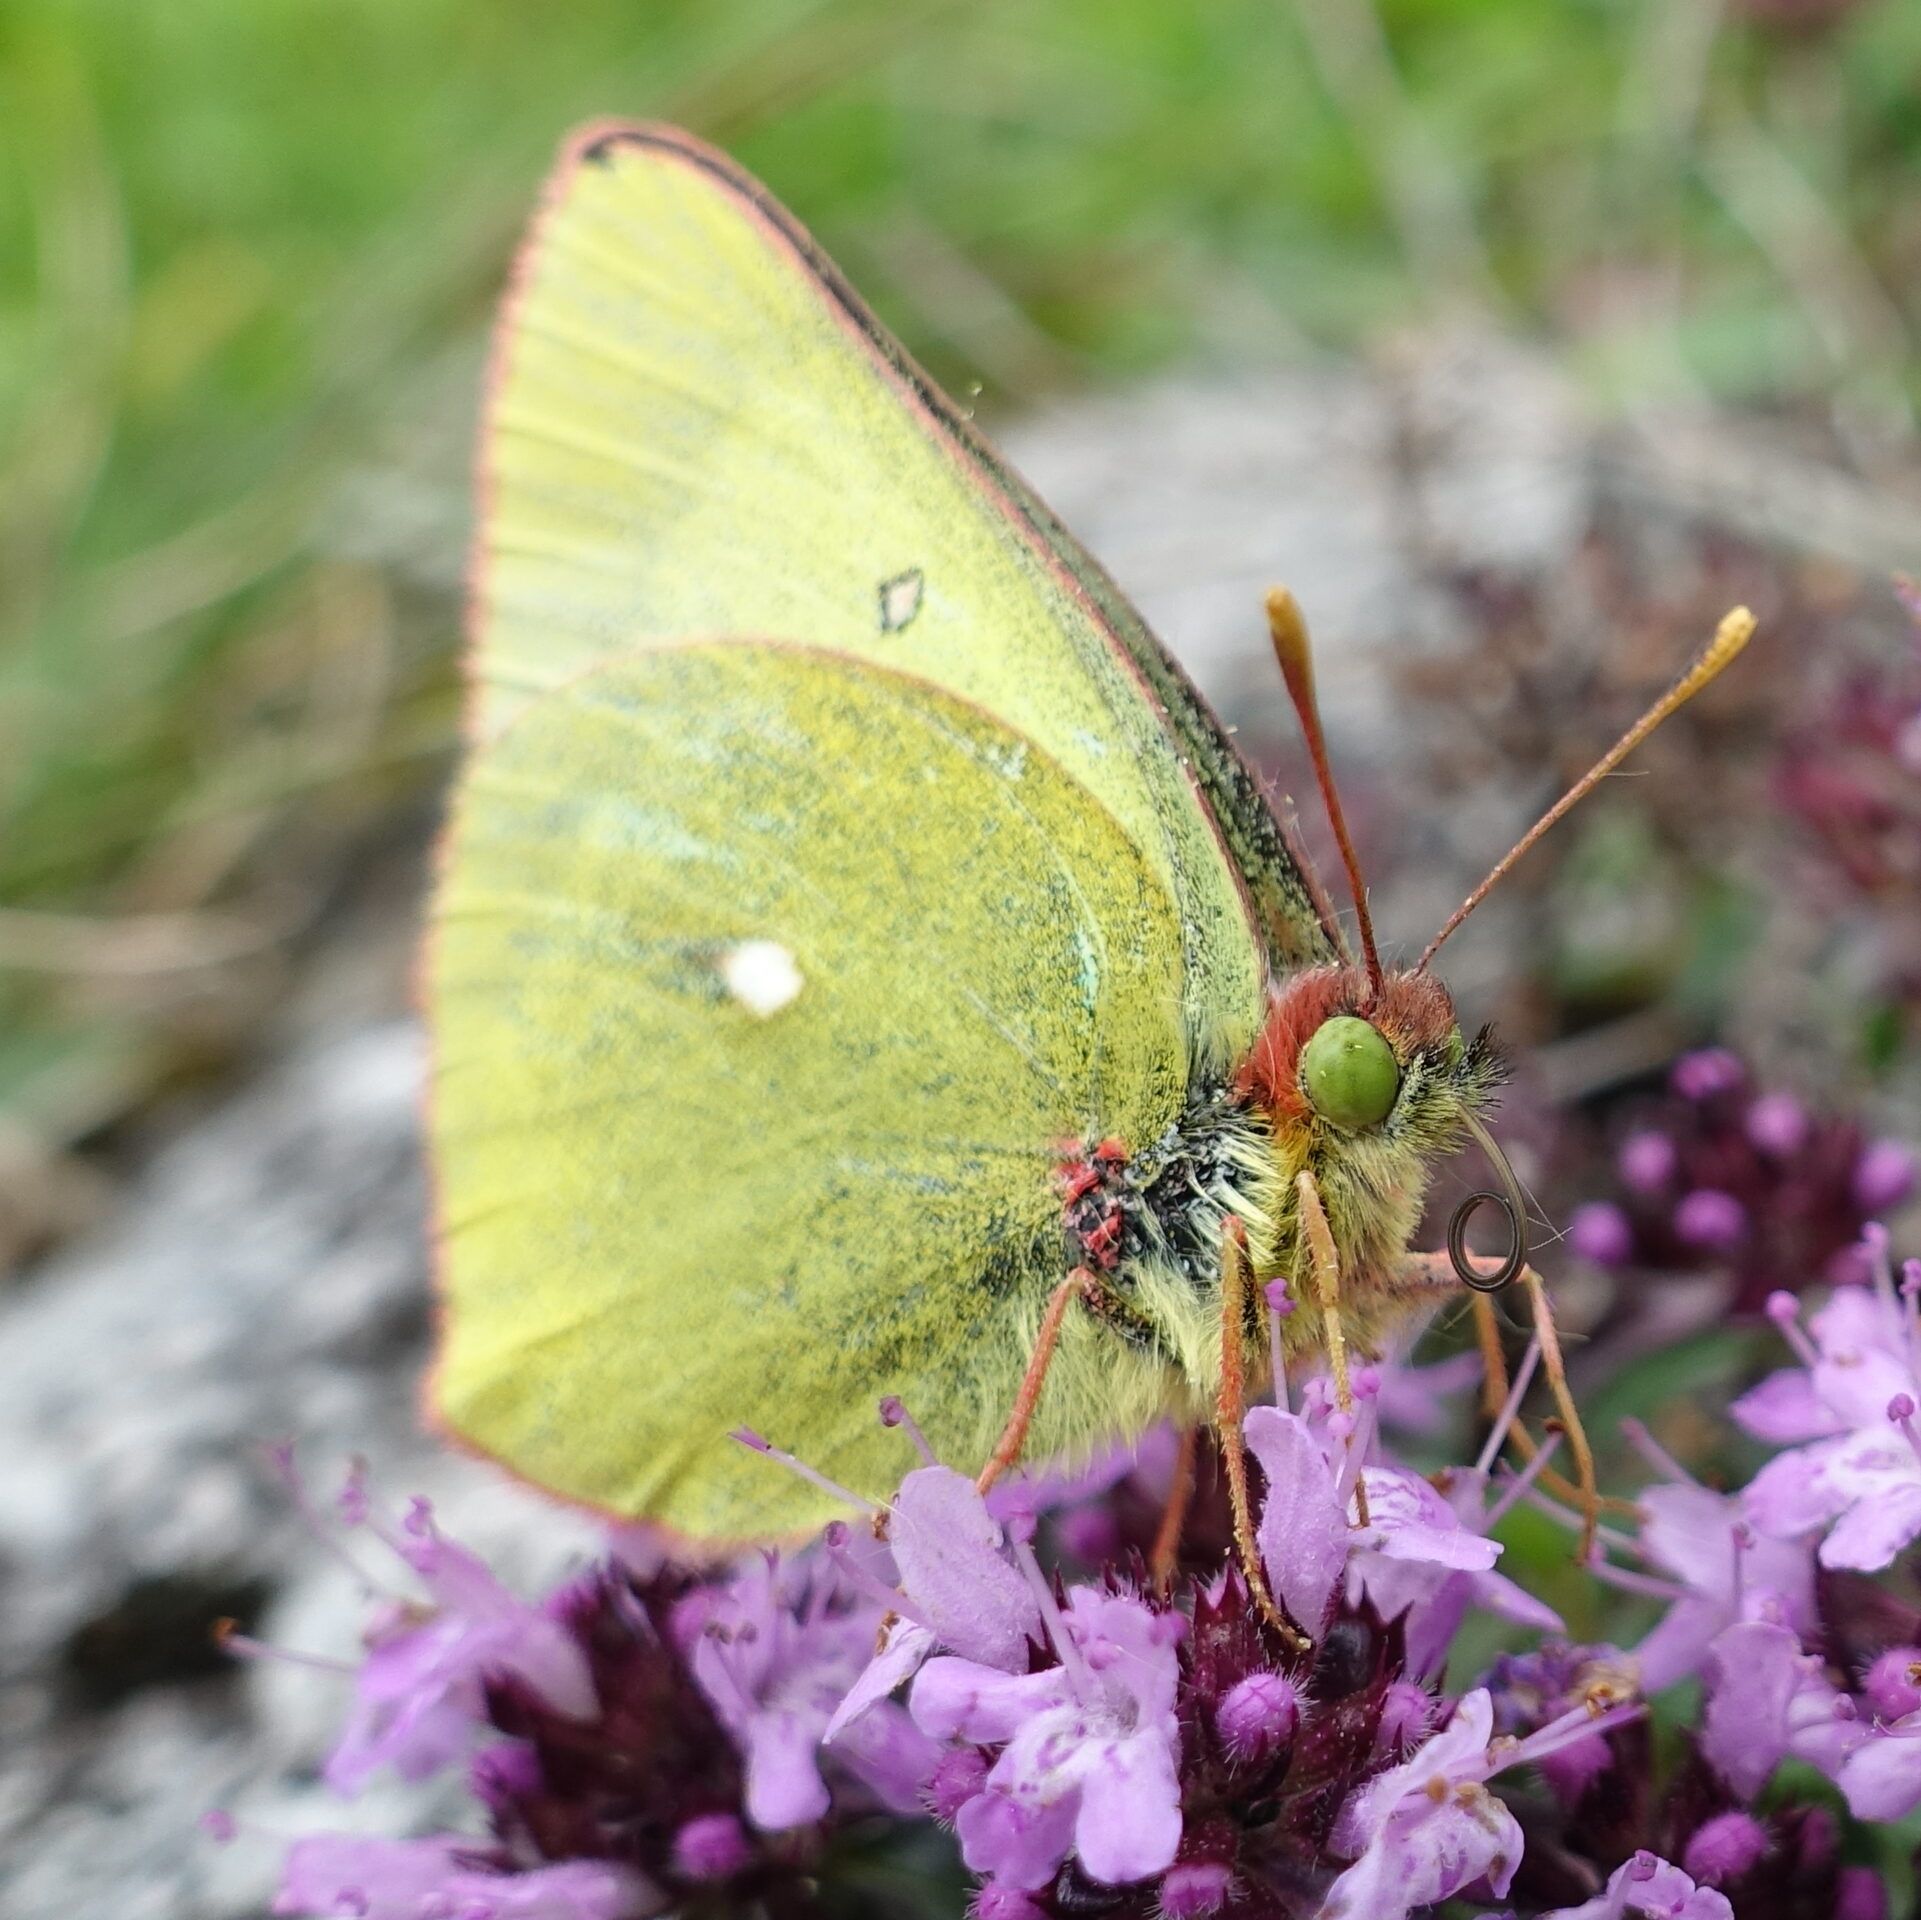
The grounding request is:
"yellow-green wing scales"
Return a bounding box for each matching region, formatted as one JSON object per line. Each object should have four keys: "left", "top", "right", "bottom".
{"left": 431, "top": 644, "right": 1205, "bottom": 1539}
{"left": 475, "top": 124, "right": 1325, "bottom": 1061}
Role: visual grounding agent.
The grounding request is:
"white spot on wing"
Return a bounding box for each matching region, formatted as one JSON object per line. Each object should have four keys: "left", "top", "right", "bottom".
{"left": 719, "top": 940, "right": 804, "bottom": 1017}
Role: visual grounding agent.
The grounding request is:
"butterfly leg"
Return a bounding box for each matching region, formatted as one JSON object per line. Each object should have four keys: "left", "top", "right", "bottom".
{"left": 1148, "top": 1423, "right": 1201, "bottom": 1593}
{"left": 1294, "top": 1170, "right": 1354, "bottom": 1416}
{"left": 1510, "top": 1272, "right": 1599, "bottom": 1558}
{"left": 975, "top": 1266, "right": 1100, "bottom": 1495}
{"left": 1217, "top": 1217, "right": 1312, "bottom": 1654}
{"left": 1295, "top": 1169, "right": 1369, "bottom": 1529}
{"left": 1402, "top": 1249, "right": 1606, "bottom": 1555}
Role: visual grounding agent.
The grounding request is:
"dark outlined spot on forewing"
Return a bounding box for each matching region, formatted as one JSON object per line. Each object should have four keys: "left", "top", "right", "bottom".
{"left": 878, "top": 568, "right": 925, "bottom": 634}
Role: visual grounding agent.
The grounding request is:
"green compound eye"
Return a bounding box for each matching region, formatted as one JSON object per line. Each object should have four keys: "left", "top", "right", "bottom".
{"left": 1301, "top": 1015, "right": 1401, "bottom": 1131}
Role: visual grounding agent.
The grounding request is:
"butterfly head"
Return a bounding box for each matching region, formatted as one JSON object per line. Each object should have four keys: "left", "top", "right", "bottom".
{"left": 1235, "top": 958, "right": 1511, "bottom": 1290}
{"left": 1242, "top": 960, "right": 1502, "bottom": 1147}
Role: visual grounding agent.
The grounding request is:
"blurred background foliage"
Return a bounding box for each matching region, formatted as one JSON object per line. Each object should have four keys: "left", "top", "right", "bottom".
{"left": 2, "top": 0, "right": 1919, "bottom": 1261}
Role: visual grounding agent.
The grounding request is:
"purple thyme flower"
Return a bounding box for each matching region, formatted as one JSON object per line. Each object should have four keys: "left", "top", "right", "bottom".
{"left": 912, "top": 1585, "right": 1186, "bottom": 1890}
{"left": 1673, "top": 1049, "right": 1745, "bottom": 1102}
{"left": 1864, "top": 1644, "right": 1921, "bottom": 1719}
{"left": 1569, "top": 1201, "right": 1636, "bottom": 1266}
{"left": 1244, "top": 1403, "right": 1560, "bottom": 1673}
{"left": 1835, "top": 1703, "right": 1921, "bottom": 1820}
{"left": 1320, "top": 1690, "right": 1522, "bottom": 1920}
{"left": 325, "top": 1497, "right": 596, "bottom": 1795}
{"left": 1699, "top": 1618, "right": 1863, "bottom": 1797}
{"left": 1296, "top": 1349, "right": 1484, "bottom": 1441}
{"left": 1567, "top": 1050, "right": 1909, "bottom": 1309}
{"left": 674, "top": 1543, "right": 934, "bottom": 1829}
{"left": 1483, "top": 1641, "right": 1638, "bottom": 1806}
{"left": 1681, "top": 1809, "right": 1768, "bottom": 1888}
{"left": 824, "top": 1462, "right": 1041, "bottom": 1753}
{"left": 1739, "top": 1263, "right": 1921, "bottom": 1569}
{"left": 1541, "top": 1849, "right": 1735, "bottom": 1920}
{"left": 1623, "top": 1467, "right": 1816, "bottom": 1691}
{"left": 1777, "top": 580, "right": 1921, "bottom": 931}
{"left": 480, "top": 1558, "right": 910, "bottom": 1906}
{"left": 1322, "top": 1687, "right": 1644, "bottom": 1920}
{"left": 1244, "top": 1405, "right": 1348, "bottom": 1636}
{"left": 274, "top": 1835, "right": 648, "bottom": 1920}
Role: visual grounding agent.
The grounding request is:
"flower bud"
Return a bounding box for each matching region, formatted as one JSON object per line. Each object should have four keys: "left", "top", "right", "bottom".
{"left": 1864, "top": 1646, "right": 1921, "bottom": 1721}
{"left": 1618, "top": 1130, "right": 1678, "bottom": 1194}
{"left": 928, "top": 1747, "right": 990, "bottom": 1823}
{"left": 1855, "top": 1140, "right": 1918, "bottom": 1214}
{"left": 1837, "top": 1864, "right": 1891, "bottom": 1920}
{"left": 673, "top": 1811, "right": 753, "bottom": 1883}
{"left": 1375, "top": 1681, "right": 1434, "bottom": 1755}
{"left": 1674, "top": 1188, "right": 1747, "bottom": 1251}
{"left": 1672, "top": 1049, "right": 1743, "bottom": 1101}
{"left": 1746, "top": 1091, "right": 1809, "bottom": 1157}
{"left": 1568, "top": 1201, "right": 1634, "bottom": 1266}
{"left": 1057, "top": 1503, "right": 1122, "bottom": 1564}
{"left": 1161, "top": 1860, "right": 1234, "bottom": 1918}
{"left": 1215, "top": 1671, "right": 1300, "bottom": 1762}
{"left": 1681, "top": 1810, "right": 1768, "bottom": 1887}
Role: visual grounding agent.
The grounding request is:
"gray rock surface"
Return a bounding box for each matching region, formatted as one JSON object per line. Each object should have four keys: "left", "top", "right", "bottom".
{"left": 6, "top": 338, "right": 1872, "bottom": 1918}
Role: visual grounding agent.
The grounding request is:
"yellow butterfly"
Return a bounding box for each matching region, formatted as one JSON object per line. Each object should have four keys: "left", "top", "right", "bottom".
{"left": 426, "top": 123, "right": 1750, "bottom": 1580}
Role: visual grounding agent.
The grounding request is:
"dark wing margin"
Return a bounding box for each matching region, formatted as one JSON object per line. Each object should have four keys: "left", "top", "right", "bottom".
{"left": 574, "top": 122, "right": 1338, "bottom": 976}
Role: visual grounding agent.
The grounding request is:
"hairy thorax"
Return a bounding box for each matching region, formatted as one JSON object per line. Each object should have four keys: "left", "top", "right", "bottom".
{"left": 1054, "top": 963, "right": 1476, "bottom": 1404}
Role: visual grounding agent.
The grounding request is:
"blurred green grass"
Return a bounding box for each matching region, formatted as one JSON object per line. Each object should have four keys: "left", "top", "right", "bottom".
{"left": 2, "top": 0, "right": 1919, "bottom": 1246}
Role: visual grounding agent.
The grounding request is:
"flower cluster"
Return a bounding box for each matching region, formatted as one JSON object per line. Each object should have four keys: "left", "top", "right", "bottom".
{"left": 1533, "top": 1225, "right": 1921, "bottom": 1919}
{"left": 1566, "top": 1047, "right": 1914, "bottom": 1310}
{"left": 227, "top": 1224, "right": 1921, "bottom": 1920}
{"left": 230, "top": 1459, "right": 931, "bottom": 1919}
{"left": 820, "top": 1391, "right": 1593, "bottom": 1920}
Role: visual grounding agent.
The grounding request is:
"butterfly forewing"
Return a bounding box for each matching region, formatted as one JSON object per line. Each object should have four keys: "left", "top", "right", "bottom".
{"left": 471, "top": 122, "right": 1326, "bottom": 1051}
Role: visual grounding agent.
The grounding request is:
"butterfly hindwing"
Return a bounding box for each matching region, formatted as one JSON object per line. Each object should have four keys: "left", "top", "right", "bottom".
{"left": 430, "top": 643, "right": 1202, "bottom": 1537}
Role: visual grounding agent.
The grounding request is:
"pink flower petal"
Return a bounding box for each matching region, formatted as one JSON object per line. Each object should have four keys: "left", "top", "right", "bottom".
{"left": 1358, "top": 1470, "right": 1499, "bottom": 1571}
{"left": 1822, "top": 1480, "right": 1921, "bottom": 1571}
{"left": 1464, "top": 1567, "right": 1564, "bottom": 1633}
{"left": 892, "top": 1466, "right": 1041, "bottom": 1671}
{"left": 1071, "top": 1728, "right": 1184, "bottom": 1885}
{"left": 1541, "top": 1854, "right": 1735, "bottom": 1920}
{"left": 1701, "top": 1620, "right": 1801, "bottom": 1797}
{"left": 1245, "top": 1406, "right": 1347, "bottom": 1633}
{"left": 823, "top": 1621, "right": 936, "bottom": 1744}
{"left": 1814, "top": 1348, "right": 1920, "bottom": 1432}
{"left": 1730, "top": 1368, "right": 1843, "bottom": 1445}
{"left": 909, "top": 1658, "right": 1074, "bottom": 1745}
{"left": 956, "top": 1788, "right": 1078, "bottom": 1891}
{"left": 830, "top": 1698, "right": 942, "bottom": 1814}
{"left": 741, "top": 1705, "right": 831, "bottom": 1831}
{"left": 1323, "top": 1693, "right": 1519, "bottom": 1920}
{"left": 1635, "top": 1599, "right": 1724, "bottom": 1695}
{"left": 1742, "top": 1443, "right": 1846, "bottom": 1541}
{"left": 1640, "top": 1484, "right": 1741, "bottom": 1592}
{"left": 273, "top": 1836, "right": 646, "bottom": 1920}
{"left": 1837, "top": 1714, "right": 1921, "bottom": 1820}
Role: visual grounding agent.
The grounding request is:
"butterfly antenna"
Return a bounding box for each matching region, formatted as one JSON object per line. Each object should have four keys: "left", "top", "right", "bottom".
{"left": 1416, "top": 606, "right": 1756, "bottom": 974}
{"left": 1267, "top": 588, "right": 1384, "bottom": 1009}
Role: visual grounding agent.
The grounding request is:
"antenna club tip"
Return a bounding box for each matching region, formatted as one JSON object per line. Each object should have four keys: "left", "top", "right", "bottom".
{"left": 1711, "top": 606, "right": 1757, "bottom": 660}
{"left": 1265, "top": 586, "right": 1310, "bottom": 666}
